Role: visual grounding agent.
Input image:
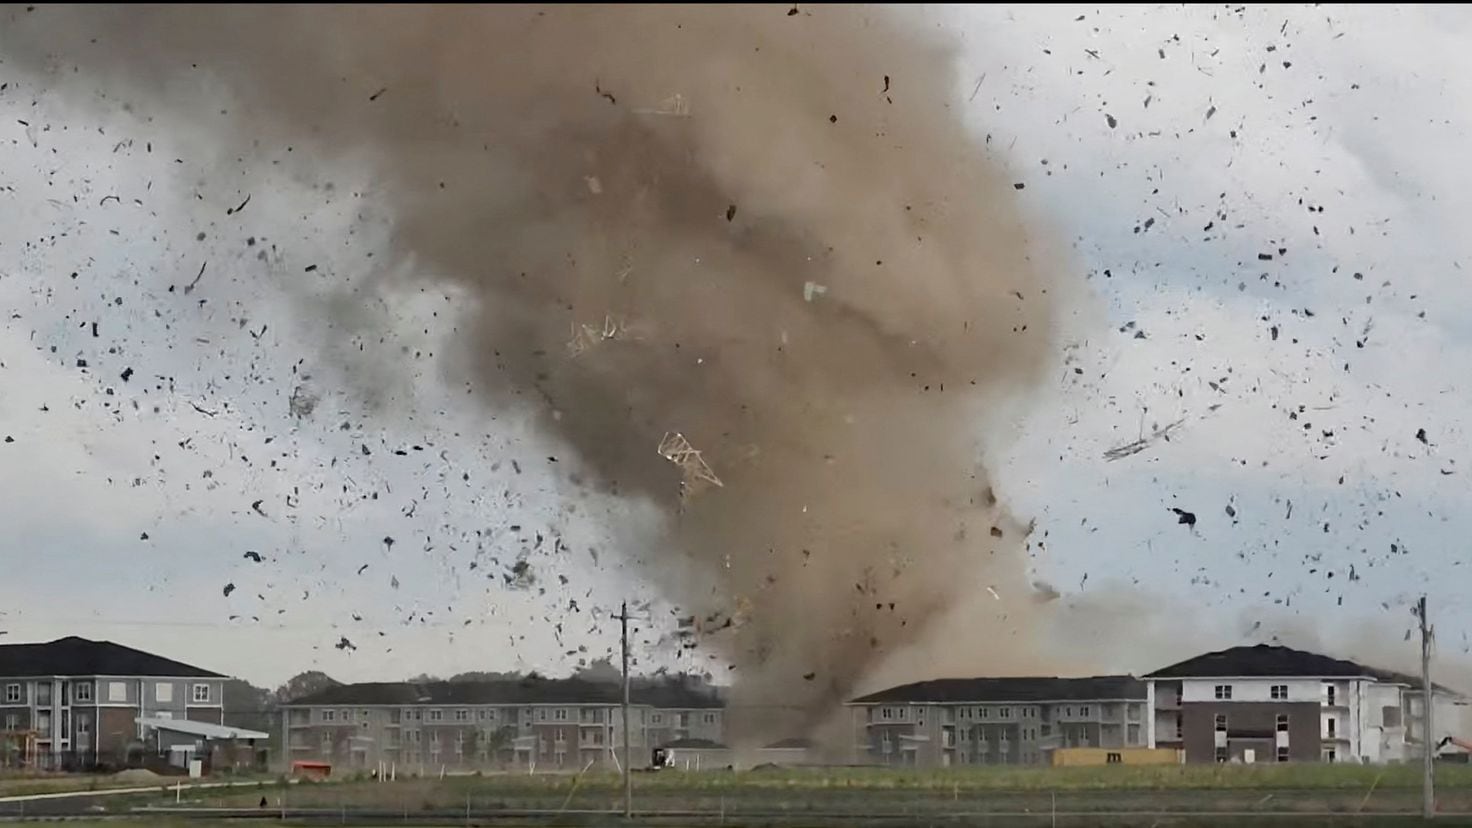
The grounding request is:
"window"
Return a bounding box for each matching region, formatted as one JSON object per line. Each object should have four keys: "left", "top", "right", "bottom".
{"left": 538, "top": 709, "right": 547, "bottom": 722}
{"left": 455, "top": 733, "right": 464, "bottom": 755}
{"left": 429, "top": 709, "right": 443, "bottom": 722}
{"left": 1214, "top": 685, "right": 1232, "bottom": 700}
{"left": 1127, "top": 724, "right": 1141, "bottom": 744}
{"left": 1080, "top": 706, "right": 1091, "bottom": 717}
{"left": 74, "top": 682, "right": 93, "bottom": 703}
{"left": 77, "top": 715, "right": 91, "bottom": 736}
{"left": 1325, "top": 685, "right": 1336, "bottom": 706}
{"left": 455, "top": 709, "right": 469, "bottom": 721}
{"left": 999, "top": 729, "right": 1009, "bottom": 742}
{"left": 1127, "top": 704, "right": 1141, "bottom": 721}
{"left": 1214, "top": 714, "right": 1228, "bottom": 732}
{"left": 1326, "top": 717, "right": 1336, "bottom": 738}
{"left": 1271, "top": 685, "right": 1288, "bottom": 700}
{"left": 1064, "top": 707, "right": 1073, "bottom": 718}
{"left": 703, "top": 713, "right": 716, "bottom": 725}
{"left": 36, "top": 683, "right": 51, "bottom": 705}
{"left": 339, "top": 709, "right": 350, "bottom": 721}
{"left": 320, "top": 732, "right": 333, "bottom": 753}
{"left": 479, "top": 709, "right": 495, "bottom": 721}
{"left": 413, "top": 730, "right": 422, "bottom": 743}
{"left": 3, "top": 684, "right": 18, "bottom": 704}
{"left": 322, "top": 709, "right": 336, "bottom": 722}
{"left": 1277, "top": 746, "right": 1289, "bottom": 763}
{"left": 1215, "top": 747, "right": 1228, "bottom": 763}
{"left": 153, "top": 682, "right": 172, "bottom": 703}
{"left": 981, "top": 708, "right": 990, "bottom": 719}
{"left": 192, "top": 683, "right": 210, "bottom": 703}
{"left": 1324, "top": 748, "right": 1337, "bottom": 763}
{"left": 3, "top": 714, "right": 16, "bottom": 730}
{"left": 430, "top": 735, "right": 442, "bottom": 754}
{"left": 652, "top": 712, "right": 664, "bottom": 724}
{"left": 554, "top": 708, "right": 569, "bottom": 721}
{"left": 1106, "top": 752, "right": 1123, "bottom": 764}
{"left": 1276, "top": 714, "right": 1289, "bottom": 733}
{"left": 107, "top": 681, "right": 126, "bottom": 702}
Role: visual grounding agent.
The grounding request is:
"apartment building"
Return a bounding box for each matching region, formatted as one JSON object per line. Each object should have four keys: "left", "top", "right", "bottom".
{"left": 1146, "top": 644, "right": 1464, "bottom": 764}
{"left": 847, "top": 676, "right": 1148, "bottom": 767}
{"left": 0, "top": 636, "right": 239, "bottom": 770}
{"left": 282, "top": 677, "right": 722, "bottom": 772}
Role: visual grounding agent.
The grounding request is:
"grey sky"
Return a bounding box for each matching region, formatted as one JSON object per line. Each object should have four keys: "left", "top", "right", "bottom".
{"left": 2, "top": 5, "right": 1470, "bottom": 687}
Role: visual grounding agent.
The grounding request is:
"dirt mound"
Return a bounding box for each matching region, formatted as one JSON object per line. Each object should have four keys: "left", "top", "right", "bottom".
{"left": 112, "top": 768, "right": 162, "bottom": 784}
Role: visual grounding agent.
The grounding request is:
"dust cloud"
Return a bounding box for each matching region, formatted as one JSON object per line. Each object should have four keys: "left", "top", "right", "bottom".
{"left": 1, "top": 6, "right": 1070, "bottom": 740}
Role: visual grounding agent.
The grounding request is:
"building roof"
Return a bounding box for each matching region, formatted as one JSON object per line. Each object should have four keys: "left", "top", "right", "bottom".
{"left": 764, "top": 737, "right": 815, "bottom": 750}
{"left": 0, "top": 637, "right": 225, "bottom": 679}
{"left": 1146, "top": 644, "right": 1423, "bottom": 684}
{"left": 285, "top": 676, "right": 722, "bottom": 709}
{"left": 135, "top": 716, "right": 268, "bottom": 741}
{"left": 661, "top": 737, "right": 727, "bottom": 749}
{"left": 848, "top": 675, "right": 1146, "bottom": 705}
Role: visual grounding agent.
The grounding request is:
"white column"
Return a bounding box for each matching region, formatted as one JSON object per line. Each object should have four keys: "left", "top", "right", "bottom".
{"left": 1145, "top": 682, "right": 1157, "bottom": 748}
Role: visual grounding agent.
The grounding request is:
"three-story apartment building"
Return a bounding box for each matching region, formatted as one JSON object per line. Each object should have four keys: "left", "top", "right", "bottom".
{"left": 0, "top": 637, "right": 230, "bottom": 770}
{"left": 1146, "top": 644, "right": 1465, "bottom": 763}
{"left": 847, "top": 676, "right": 1148, "bottom": 767}
{"left": 282, "top": 677, "right": 723, "bottom": 772}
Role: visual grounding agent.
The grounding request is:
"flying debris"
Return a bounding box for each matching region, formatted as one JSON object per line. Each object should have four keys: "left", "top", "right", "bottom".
{"left": 1104, "top": 418, "right": 1185, "bottom": 461}
{"left": 657, "top": 432, "right": 723, "bottom": 499}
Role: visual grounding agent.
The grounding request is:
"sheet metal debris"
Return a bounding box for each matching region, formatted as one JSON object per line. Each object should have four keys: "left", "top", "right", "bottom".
{"left": 658, "top": 431, "right": 723, "bottom": 496}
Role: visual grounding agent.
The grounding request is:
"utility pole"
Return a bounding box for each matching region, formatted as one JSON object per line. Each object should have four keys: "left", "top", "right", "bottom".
{"left": 1419, "top": 595, "right": 1435, "bottom": 820}
{"left": 619, "top": 601, "right": 632, "bottom": 820}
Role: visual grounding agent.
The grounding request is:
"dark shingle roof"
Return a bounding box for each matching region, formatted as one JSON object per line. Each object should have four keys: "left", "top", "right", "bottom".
{"left": 1147, "top": 644, "right": 1417, "bottom": 682}
{"left": 286, "top": 677, "right": 722, "bottom": 708}
{"left": 661, "top": 737, "right": 727, "bottom": 749}
{"left": 849, "top": 676, "right": 1145, "bottom": 705}
{"left": 764, "top": 737, "right": 814, "bottom": 749}
{"left": 0, "top": 637, "right": 224, "bottom": 679}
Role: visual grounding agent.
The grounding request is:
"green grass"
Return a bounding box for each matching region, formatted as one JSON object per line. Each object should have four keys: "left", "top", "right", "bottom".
{"left": 357, "top": 763, "right": 1472, "bottom": 791}
{"left": 176, "top": 764, "right": 1472, "bottom": 814}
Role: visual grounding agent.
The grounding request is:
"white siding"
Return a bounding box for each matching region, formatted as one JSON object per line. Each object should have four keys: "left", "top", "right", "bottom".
{"left": 1180, "top": 678, "right": 1320, "bottom": 703}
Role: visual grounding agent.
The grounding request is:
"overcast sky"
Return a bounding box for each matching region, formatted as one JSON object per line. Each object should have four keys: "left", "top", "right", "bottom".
{"left": 3, "top": 5, "right": 1472, "bottom": 689}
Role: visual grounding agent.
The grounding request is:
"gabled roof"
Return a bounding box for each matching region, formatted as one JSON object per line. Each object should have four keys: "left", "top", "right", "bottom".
{"left": 1147, "top": 644, "right": 1421, "bottom": 684}
{"left": 286, "top": 677, "right": 722, "bottom": 709}
{"left": 849, "top": 676, "right": 1145, "bottom": 705}
{"left": 0, "top": 637, "right": 224, "bottom": 679}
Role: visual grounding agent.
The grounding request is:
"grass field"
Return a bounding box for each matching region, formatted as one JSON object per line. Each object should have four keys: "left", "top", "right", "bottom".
{"left": 164, "top": 764, "right": 1472, "bottom": 820}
